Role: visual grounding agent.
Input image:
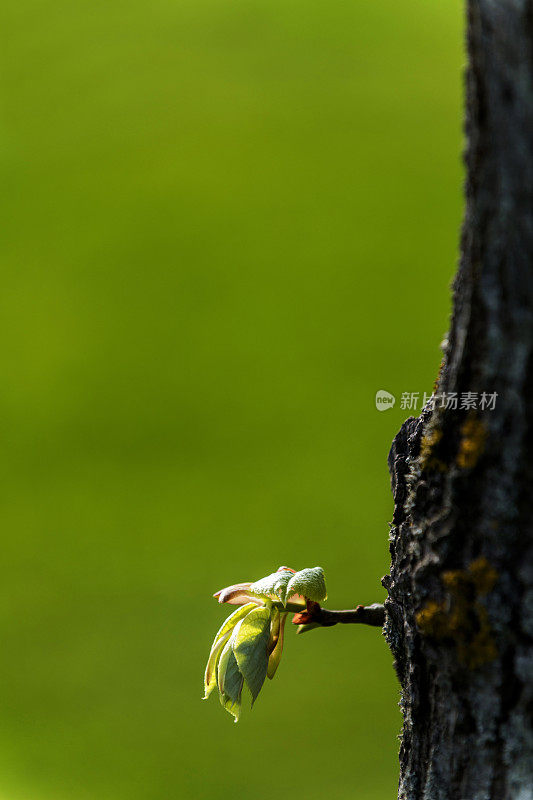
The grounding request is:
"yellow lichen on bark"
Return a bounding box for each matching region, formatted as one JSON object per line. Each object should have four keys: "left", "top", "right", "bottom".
{"left": 416, "top": 557, "right": 498, "bottom": 669}
{"left": 456, "top": 414, "right": 487, "bottom": 469}
{"left": 419, "top": 427, "right": 447, "bottom": 472}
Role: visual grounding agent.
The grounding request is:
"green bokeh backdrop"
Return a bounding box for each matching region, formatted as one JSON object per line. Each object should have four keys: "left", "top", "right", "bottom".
{"left": 1, "top": 1, "right": 463, "bottom": 798}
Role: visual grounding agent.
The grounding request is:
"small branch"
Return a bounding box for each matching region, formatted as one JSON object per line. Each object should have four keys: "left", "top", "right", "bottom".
{"left": 291, "top": 602, "right": 385, "bottom": 631}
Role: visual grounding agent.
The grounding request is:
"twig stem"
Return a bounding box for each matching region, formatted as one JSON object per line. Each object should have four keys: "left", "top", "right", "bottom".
{"left": 291, "top": 602, "right": 385, "bottom": 629}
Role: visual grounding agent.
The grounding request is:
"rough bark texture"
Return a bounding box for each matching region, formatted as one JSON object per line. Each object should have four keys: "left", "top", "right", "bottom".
{"left": 383, "top": 2, "right": 533, "bottom": 798}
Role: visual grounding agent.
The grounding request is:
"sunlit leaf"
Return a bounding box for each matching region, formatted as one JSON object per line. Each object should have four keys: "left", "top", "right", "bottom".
{"left": 249, "top": 566, "right": 296, "bottom": 604}
{"left": 214, "top": 583, "right": 262, "bottom": 606}
{"left": 203, "top": 603, "right": 257, "bottom": 700}
{"left": 221, "top": 651, "right": 244, "bottom": 707}
{"left": 268, "top": 607, "right": 280, "bottom": 652}
{"left": 284, "top": 567, "right": 327, "bottom": 604}
{"left": 248, "top": 571, "right": 282, "bottom": 600}
{"left": 295, "top": 622, "right": 321, "bottom": 635}
{"left": 233, "top": 605, "right": 271, "bottom": 704}
{"left": 217, "top": 627, "right": 245, "bottom": 722}
{"left": 267, "top": 612, "right": 287, "bottom": 678}
{"left": 220, "top": 693, "right": 242, "bottom": 723}
{"left": 272, "top": 571, "right": 293, "bottom": 603}
{"left": 211, "top": 602, "right": 257, "bottom": 648}
{"left": 284, "top": 593, "right": 307, "bottom": 609}
{"left": 214, "top": 582, "right": 251, "bottom": 598}
{"left": 203, "top": 631, "right": 230, "bottom": 699}
{"left": 204, "top": 565, "right": 330, "bottom": 719}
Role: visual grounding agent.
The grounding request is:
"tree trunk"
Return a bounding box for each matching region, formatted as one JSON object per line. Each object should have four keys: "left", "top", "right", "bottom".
{"left": 383, "top": 2, "right": 533, "bottom": 798}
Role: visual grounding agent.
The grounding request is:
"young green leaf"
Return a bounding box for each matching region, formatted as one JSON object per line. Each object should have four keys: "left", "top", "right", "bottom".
{"left": 248, "top": 572, "right": 281, "bottom": 601}
{"left": 232, "top": 605, "right": 272, "bottom": 704}
{"left": 268, "top": 606, "right": 281, "bottom": 649}
{"left": 214, "top": 583, "right": 262, "bottom": 606}
{"left": 267, "top": 612, "right": 287, "bottom": 679}
{"left": 211, "top": 602, "right": 258, "bottom": 648}
{"left": 295, "top": 622, "right": 321, "bottom": 635}
{"left": 204, "top": 564, "right": 330, "bottom": 721}
{"left": 203, "top": 603, "right": 257, "bottom": 700}
{"left": 203, "top": 631, "right": 231, "bottom": 699}
{"left": 217, "top": 628, "right": 245, "bottom": 722}
{"left": 272, "top": 571, "right": 293, "bottom": 603}
{"left": 284, "top": 567, "right": 327, "bottom": 604}
{"left": 220, "top": 693, "right": 242, "bottom": 723}
{"left": 249, "top": 566, "right": 295, "bottom": 603}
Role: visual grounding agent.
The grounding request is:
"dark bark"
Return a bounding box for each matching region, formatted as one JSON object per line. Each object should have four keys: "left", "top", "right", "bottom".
{"left": 383, "top": 2, "right": 533, "bottom": 798}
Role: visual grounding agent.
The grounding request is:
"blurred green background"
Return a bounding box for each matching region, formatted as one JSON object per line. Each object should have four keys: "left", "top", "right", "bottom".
{"left": 0, "top": 1, "right": 463, "bottom": 798}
